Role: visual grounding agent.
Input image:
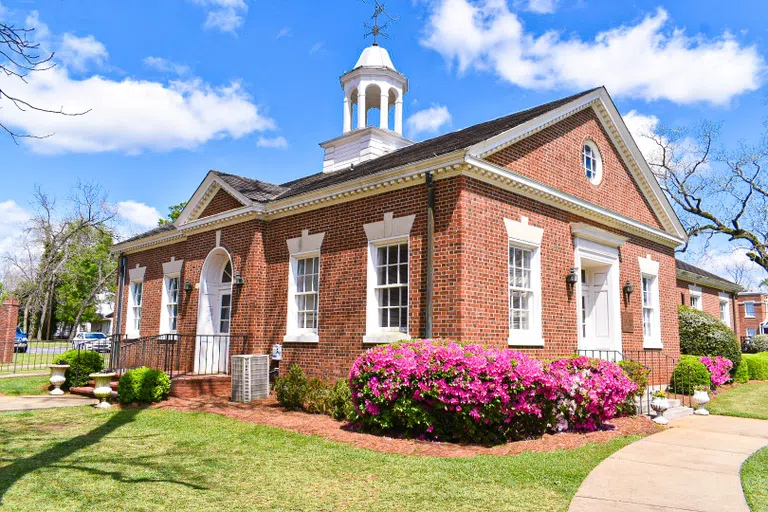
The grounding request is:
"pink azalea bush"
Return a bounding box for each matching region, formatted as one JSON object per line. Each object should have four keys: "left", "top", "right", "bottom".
{"left": 700, "top": 356, "right": 733, "bottom": 387}
{"left": 349, "top": 340, "right": 636, "bottom": 444}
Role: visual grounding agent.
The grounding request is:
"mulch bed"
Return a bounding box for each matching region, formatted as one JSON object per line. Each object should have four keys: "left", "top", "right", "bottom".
{"left": 153, "top": 396, "right": 662, "bottom": 458}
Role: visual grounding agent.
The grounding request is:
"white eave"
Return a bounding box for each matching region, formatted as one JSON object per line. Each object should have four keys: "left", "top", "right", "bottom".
{"left": 676, "top": 269, "right": 743, "bottom": 294}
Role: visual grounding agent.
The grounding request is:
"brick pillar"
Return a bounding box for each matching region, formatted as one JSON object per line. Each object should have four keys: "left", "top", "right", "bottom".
{"left": 0, "top": 297, "right": 20, "bottom": 364}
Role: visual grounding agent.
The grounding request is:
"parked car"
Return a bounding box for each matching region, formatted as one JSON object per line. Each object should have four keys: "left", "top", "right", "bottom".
{"left": 14, "top": 327, "right": 28, "bottom": 353}
{"left": 72, "top": 332, "right": 111, "bottom": 353}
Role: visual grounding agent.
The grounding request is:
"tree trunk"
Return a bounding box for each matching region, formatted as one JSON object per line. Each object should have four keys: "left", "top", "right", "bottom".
{"left": 37, "top": 287, "right": 50, "bottom": 341}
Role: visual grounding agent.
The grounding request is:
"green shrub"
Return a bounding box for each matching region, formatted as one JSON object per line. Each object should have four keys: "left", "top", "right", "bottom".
{"left": 670, "top": 355, "right": 711, "bottom": 395}
{"left": 304, "top": 377, "right": 330, "bottom": 414}
{"left": 617, "top": 360, "right": 650, "bottom": 415}
{"left": 734, "top": 359, "right": 750, "bottom": 383}
{"left": 53, "top": 349, "right": 104, "bottom": 388}
{"left": 327, "top": 379, "right": 356, "bottom": 422}
{"left": 743, "top": 353, "right": 768, "bottom": 381}
{"left": 747, "top": 335, "right": 768, "bottom": 353}
{"left": 678, "top": 305, "right": 741, "bottom": 374}
{"left": 117, "top": 367, "right": 171, "bottom": 404}
{"left": 274, "top": 364, "right": 308, "bottom": 410}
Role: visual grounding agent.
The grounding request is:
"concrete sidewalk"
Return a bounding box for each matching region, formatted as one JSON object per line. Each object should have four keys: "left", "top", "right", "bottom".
{"left": 0, "top": 395, "right": 98, "bottom": 412}
{"left": 569, "top": 415, "right": 768, "bottom": 512}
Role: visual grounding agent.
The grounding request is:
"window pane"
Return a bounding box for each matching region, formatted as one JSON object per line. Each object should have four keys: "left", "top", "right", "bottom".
{"left": 388, "top": 264, "right": 398, "bottom": 285}
{"left": 377, "top": 247, "right": 387, "bottom": 265}
{"left": 388, "top": 245, "right": 398, "bottom": 264}
{"left": 390, "top": 288, "right": 400, "bottom": 306}
{"left": 401, "top": 287, "right": 408, "bottom": 306}
{"left": 379, "top": 307, "right": 388, "bottom": 328}
{"left": 389, "top": 308, "right": 399, "bottom": 327}
{"left": 399, "top": 244, "right": 408, "bottom": 264}
{"left": 400, "top": 264, "right": 408, "bottom": 284}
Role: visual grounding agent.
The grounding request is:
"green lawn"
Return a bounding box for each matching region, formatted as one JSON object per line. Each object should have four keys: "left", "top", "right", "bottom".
{"left": 0, "top": 375, "right": 50, "bottom": 396}
{"left": 742, "top": 446, "right": 768, "bottom": 512}
{"left": 708, "top": 382, "right": 768, "bottom": 420}
{"left": 0, "top": 407, "right": 640, "bottom": 512}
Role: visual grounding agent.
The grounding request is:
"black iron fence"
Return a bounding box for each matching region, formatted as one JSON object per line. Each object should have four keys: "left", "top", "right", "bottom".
{"left": 577, "top": 349, "right": 695, "bottom": 414}
{"left": 110, "top": 333, "right": 249, "bottom": 379}
{"left": 1, "top": 338, "right": 112, "bottom": 375}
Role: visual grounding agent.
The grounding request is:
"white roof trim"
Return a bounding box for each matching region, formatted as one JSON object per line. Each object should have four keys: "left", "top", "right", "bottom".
{"left": 467, "top": 87, "right": 687, "bottom": 241}
{"left": 175, "top": 171, "right": 251, "bottom": 225}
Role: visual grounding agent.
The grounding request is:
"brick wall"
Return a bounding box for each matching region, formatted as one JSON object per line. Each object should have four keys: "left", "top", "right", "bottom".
{"left": 199, "top": 188, "right": 245, "bottom": 219}
{"left": 676, "top": 280, "right": 739, "bottom": 334}
{"left": 0, "top": 297, "right": 20, "bottom": 364}
{"left": 736, "top": 293, "right": 767, "bottom": 338}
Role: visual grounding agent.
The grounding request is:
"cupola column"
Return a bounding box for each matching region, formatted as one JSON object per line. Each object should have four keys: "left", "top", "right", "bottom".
{"left": 357, "top": 90, "right": 367, "bottom": 129}
{"left": 343, "top": 95, "right": 351, "bottom": 133}
{"left": 394, "top": 98, "right": 403, "bottom": 135}
{"left": 379, "top": 93, "right": 389, "bottom": 130}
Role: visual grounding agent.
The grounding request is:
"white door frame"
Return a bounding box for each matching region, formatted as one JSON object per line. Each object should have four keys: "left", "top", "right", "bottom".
{"left": 195, "top": 247, "right": 233, "bottom": 373}
{"left": 574, "top": 237, "right": 622, "bottom": 353}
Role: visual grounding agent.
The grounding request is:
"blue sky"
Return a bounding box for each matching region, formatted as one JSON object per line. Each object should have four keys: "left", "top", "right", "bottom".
{"left": 1, "top": 0, "right": 767, "bottom": 284}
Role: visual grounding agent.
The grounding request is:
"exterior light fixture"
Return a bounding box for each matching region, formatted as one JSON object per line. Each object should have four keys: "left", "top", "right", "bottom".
{"left": 566, "top": 267, "right": 579, "bottom": 298}
{"left": 234, "top": 271, "right": 245, "bottom": 288}
{"left": 623, "top": 280, "right": 634, "bottom": 303}
{"left": 184, "top": 279, "right": 193, "bottom": 293}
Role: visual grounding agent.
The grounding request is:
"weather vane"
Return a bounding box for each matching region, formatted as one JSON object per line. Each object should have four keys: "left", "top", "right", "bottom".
{"left": 362, "top": 0, "right": 399, "bottom": 45}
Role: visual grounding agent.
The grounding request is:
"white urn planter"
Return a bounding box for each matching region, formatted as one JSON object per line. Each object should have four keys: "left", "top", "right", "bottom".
{"left": 48, "top": 364, "right": 69, "bottom": 395}
{"left": 651, "top": 397, "right": 670, "bottom": 425}
{"left": 90, "top": 372, "right": 116, "bottom": 409}
{"left": 694, "top": 389, "right": 711, "bottom": 416}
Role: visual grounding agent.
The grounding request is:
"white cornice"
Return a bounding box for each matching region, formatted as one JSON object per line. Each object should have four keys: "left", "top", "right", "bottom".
{"left": 676, "top": 269, "right": 743, "bottom": 293}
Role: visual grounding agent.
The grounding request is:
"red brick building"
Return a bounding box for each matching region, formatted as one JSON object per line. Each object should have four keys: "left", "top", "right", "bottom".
{"left": 111, "top": 45, "right": 691, "bottom": 389}
{"left": 735, "top": 292, "right": 768, "bottom": 340}
{"left": 675, "top": 260, "right": 742, "bottom": 335}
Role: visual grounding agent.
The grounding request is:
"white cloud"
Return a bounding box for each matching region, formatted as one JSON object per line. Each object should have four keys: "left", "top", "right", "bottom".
{"left": 522, "top": 0, "right": 557, "bottom": 14}
{"left": 256, "top": 135, "right": 288, "bottom": 149}
{"left": 143, "top": 56, "right": 191, "bottom": 76}
{"left": 407, "top": 105, "right": 452, "bottom": 137}
{"left": 623, "top": 110, "right": 662, "bottom": 164}
{"left": 0, "top": 200, "right": 30, "bottom": 255}
{"left": 422, "top": 3, "right": 764, "bottom": 105}
{"left": 0, "top": 2, "right": 8, "bottom": 20}
{"left": 690, "top": 248, "right": 765, "bottom": 290}
{"left": 192, "top": 0, "right": 248, "bottom": 34}
{"left": 58, "top": 33, "right": 108, "bottom": 72}
{"left": 276, "top": 27, "right": 291, "bottom": 39}
{"left": 309, "top": 42, "right": 324, "bottom": 55}
{"left": 116, "top": 201, "right": 161, "bottom": 228}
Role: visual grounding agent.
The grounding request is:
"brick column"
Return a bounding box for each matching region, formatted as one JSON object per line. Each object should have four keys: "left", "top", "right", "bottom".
{"left": 0, "top": 297, "right": 20, "bottom": 364}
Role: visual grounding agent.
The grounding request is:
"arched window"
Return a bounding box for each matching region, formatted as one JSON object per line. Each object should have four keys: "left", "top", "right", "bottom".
{"left": 582, "top": 141, "right": 603, "bottom": 185}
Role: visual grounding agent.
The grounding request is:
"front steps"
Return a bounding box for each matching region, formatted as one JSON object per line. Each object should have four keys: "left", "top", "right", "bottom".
{"left": 70, "top": 379, "right": 118, "bottom": 400}
{"left": 636, "top": 397, "right": 695, "bottom": 421}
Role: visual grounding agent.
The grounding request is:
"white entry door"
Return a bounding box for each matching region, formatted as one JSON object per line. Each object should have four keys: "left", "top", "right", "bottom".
{"left": 580, "top": 268, "right": 612, "bottom": 350}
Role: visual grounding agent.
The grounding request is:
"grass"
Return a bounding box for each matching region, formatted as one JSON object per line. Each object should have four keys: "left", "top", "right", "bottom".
{"left": 708, "top": 382, "right": 768, "bottom": 420}
{"left": 0, "top": 407, "right": 640, "bottom": 512}
{"left": 742, "top": 446, "right": 768, "bottom": 512}
{"left": 0, "top": 375, "right": 50, "bottom": 396}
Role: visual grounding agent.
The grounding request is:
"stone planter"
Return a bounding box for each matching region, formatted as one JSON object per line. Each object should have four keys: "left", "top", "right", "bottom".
{"left": 694, "top": 389, "right": 711, "bottom": 416}
{"left": 48, "top": 364, "right": 69, "bottom": 395}
{"left": 651, "top": 397, "right": 670, "bottom": 425}
{"left": 90, "top": 372, "right": 116, "bottom": 409}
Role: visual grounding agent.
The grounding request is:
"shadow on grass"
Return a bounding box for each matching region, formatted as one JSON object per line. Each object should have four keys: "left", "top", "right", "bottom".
{"left": 0, "top": 407, "right": 205, "bottom": 504}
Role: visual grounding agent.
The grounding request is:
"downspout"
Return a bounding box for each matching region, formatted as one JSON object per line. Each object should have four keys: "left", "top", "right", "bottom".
{"left": 425, "top": 172, "right": 435, "bottom": 339}
{"left": 114, "top": 254, "right": 127, "bottom": 336}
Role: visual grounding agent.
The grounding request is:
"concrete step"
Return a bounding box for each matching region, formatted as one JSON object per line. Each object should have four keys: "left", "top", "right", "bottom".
{"left": 664, "top": 406, "right": 695, "bottom": 420}
{"left": 70, "top": 386, "right": 118, "bottom": 400}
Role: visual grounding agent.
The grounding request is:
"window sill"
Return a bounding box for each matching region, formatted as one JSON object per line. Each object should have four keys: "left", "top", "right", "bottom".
{"left": 283, "top": 333, "right": 319, "bottom": 343}
{"left": 363, "top": 332, "right": 411, "bottom": 344}
{"left": 507, "top": 335, "right": 544, "bottom": 347}
{"left": 643, "top": 339, "right": 663, "bottom": 350}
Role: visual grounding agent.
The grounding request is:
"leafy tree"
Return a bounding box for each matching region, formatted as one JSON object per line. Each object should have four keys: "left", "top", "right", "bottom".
{"left": 158, "top": 202, "right": 187, "bottom": 226}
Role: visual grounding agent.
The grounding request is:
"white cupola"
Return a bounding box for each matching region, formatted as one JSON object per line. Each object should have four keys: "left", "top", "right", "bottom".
{"left": 320, "top": 44, "right": 412, "bottom": 173}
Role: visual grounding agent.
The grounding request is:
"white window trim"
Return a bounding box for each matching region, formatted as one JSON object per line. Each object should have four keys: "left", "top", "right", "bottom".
{"left": 505, "top": 216, "right": 543, "bottom": 346}
{"left": 284, "top": 230, "right": 325, "bottom": 343}
{"left": 745, "top": 301, "right": 756, "bottom": 318}
{"left": 582, "top": 139, "right": 603, "bottom": 185}
{"left": 159, "top": 258, "right": 183, "bottom": 335}
{"left": 125, "top": 265, "right": 146, "bottom": 339}
{"left": 719, "top": 292, "right": 732, "bottom": 327}
{"left": 689, "top": 285, "right": 703, "bottom": 311}
{"left": 639, "top": 255, "right": 662, "bottom": 349}
{"left": 363, "top": 212, "right": 414, "bottom": 344}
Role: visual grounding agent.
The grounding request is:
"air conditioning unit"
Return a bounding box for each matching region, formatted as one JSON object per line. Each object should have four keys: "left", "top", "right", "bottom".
{"left": 231, "top": 354, "right": 270, "bottom": 403}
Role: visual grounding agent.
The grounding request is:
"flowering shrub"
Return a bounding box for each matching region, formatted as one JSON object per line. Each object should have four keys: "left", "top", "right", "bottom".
{"left": 700, "top": 356, "right": 733, "bottom": 387}
{"left": 349, "top": 340, "right": 635, "bottom": 444}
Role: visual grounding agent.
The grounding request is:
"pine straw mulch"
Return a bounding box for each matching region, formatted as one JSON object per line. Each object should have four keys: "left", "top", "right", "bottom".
{"left": 153, "top": 396, "right": 662, "bottom": 458}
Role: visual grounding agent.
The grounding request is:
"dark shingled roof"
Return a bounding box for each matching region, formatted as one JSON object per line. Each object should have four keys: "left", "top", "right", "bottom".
{"left": 117, "top": 88, "right": 599, "bottom": 248}
{"left": 676, "top": 259, "right": 739, "bottom": 288}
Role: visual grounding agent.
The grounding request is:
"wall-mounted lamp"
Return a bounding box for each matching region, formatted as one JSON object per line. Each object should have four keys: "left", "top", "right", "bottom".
{"left": 234, "top": 271, "right": 245, "bottom": 289}
{"left": 623, "top": 280, "right": 634, "bottom": 304}
{"left": 566, "top": 267, "right": 579, "bottom": 299}
{"left": 184, "top": 279, "right": 193, "bottom": 293}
